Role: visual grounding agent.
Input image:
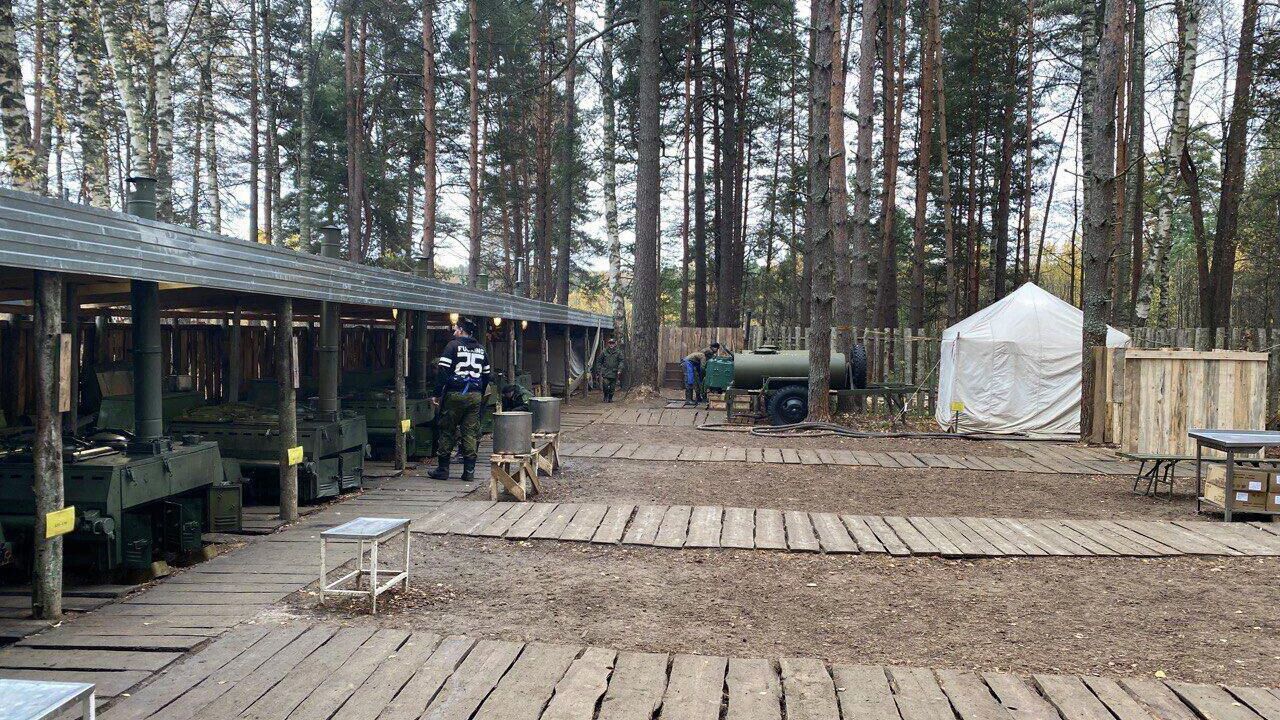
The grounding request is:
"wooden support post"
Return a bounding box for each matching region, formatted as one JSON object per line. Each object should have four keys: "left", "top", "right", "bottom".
{"left": 507, "top": 322, "right": 517, "bottom": 379}
{"left": 228, "top": 304, "right": 243, "bottom": 402}
{"left": 563, "top": 325, "right": 571, "bottom": 404}
{"left": 275, "top": 298, "right": 299, "bottom": 522}
{"left": 540, "top": 323, "right": 550, "bottom": 396}
{"left": 32, "top": 270, "right": 64, "bottom": 620}
{"left": 64, "top": 284, "right": 80, "bottom": 436}
{"left": 394, "top": 309, "right": 408, "bottom": 471}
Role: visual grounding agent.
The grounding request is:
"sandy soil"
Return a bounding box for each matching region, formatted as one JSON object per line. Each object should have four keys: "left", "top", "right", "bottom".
{"left": 286, "top": 536, "right": 1280, "bottom": 686}
{"left": 570, "top": 422, "right": 1026, "bottom": 457}
{"left": 524, "top": 457, "right": 1199, "bottom": 520}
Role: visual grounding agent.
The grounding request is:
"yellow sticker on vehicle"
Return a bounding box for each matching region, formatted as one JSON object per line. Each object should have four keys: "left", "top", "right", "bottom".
{"left": 400, "top": 419, "right": 412, "bottom": 433}
{"left": 286, "top": 446, "right": 305, "bottom": 466}
{"left": 46, "top": 506, "right": 75, "bottom": 538}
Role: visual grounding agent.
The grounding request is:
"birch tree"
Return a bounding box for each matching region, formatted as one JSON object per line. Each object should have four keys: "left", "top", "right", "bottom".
{"left": 68, "top": 0, "right": 110, "bottom": 207}
{"left": 1136, "top": 0, "right": 1197, "bottom": 325}
{"left": 0, "top": 0, "right": 39, "bottom": 192}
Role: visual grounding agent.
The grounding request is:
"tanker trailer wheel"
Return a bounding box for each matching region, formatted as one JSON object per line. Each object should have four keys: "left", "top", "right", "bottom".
{"left": 851, "top": 344, "right": 868, "bottom": 389}
{"left": 766, "top": 386, "right": 809, "bottom": 425}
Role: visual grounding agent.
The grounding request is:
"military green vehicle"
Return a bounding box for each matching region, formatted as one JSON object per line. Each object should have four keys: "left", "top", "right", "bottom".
{"left": 0, "top": 435, "right": 225, "bottom": 576}
{"left": 170, "top": 403, "right": 368, "bottom": 504}
{"left": 97, "top": 391, "right": 207, "bottom": 433}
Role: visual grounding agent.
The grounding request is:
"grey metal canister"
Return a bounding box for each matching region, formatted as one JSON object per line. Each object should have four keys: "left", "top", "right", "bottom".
{"left": 492, "top": 411, "right": 533, "bottom": 455}
{"left": 529, "top": 397, "right": 562, "bottom": 434}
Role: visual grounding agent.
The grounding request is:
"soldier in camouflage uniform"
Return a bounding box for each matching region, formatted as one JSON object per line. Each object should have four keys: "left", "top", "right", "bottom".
{"left": 597, "top": 337, "right": 625, "bottom": 402}
{"left": 428, "top": 318, "right": 491, "bottom": 481}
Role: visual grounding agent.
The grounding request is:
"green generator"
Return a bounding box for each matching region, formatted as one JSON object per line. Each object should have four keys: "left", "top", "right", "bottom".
{"left": 170, "top": 403, "right": 368, "bottom": 505}
{"left": 0, "top": 437, "right": 224, "bottom": 576}
{"left": 344, "top": 393, "right": 436, "bottom": 460}
{"left": 97, "top": 391, "right": 207, "bottom": 433}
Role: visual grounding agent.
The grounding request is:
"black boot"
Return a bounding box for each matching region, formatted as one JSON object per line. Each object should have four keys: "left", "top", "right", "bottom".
{"left": 684, "top": 387, "right": 694, "bottom": 406}
{"left": 460, "top": 457, "right": 476, "bottom": 482}
{"left": 427, "top": 457, "right": 451, "bottom": 480}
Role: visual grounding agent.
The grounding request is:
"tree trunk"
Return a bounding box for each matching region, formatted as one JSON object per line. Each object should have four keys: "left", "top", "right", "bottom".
{"left": 262, "top": 0, "right": 275, "bottom": 245}
{"left": 553, "top": 0, "right": 576, "bottom": 303}
{"left": 466, "top": 0, "right": 481, "bottom": 284}
{"left": 806, "top": 0, "right": 835, "bottom": 421}
{"left": 150, "top": 0, "right": 173, "bottom": 218}
{"left": 691, "top": 0, "right": 711, "bottom": 326}
{"left": 1080, "top": 0, "right": 1124, "bottom": 441}
{"left": 849, "top": 0, "right": 877, "bottom": 330}
{"left": 873, "top": 0, "right": 902, "bottom": 328}
{"left": 928, "top": 0, "right": 956, "bottom": 323}
{"left": 910, "top": 0, "right": 937, "bottom": 330}
{"left": 830, "top": 0, "right": 852, "bottom": 356}
{"left": 200, "top": 0, "right": 221, "bottom": 233}
{"left": 68, "top": 0, "right": 109, "bottom": 206}
{"left": 1136, "top": 0, "right": 1196, "bottom": 324}
{"left": 601, "top": 0, "right": 624, "bottom": 338}
{"left": 0, "top": 0, "right": 39, "bottom": 192}
{"left": 1018, "top": 0, "right": 1035, "bottom": 285}
{"left": 298, "top": 0, "right": 314, "bottom": 249}
{"left": 32, "top": 270, "right": 63, "bottom": 620}
{"left": 101, "top": 0, "right": 152, "bottom": 178}
{"left": 1122, "top": 0, "right": 1143, "bottom": 322}
{"left": 631, "top": 0, "right": 661, "bottom": 388}
{"left": 249, "top": 0, "right": 259, "bottom": 241}
{"left": 717, "top": 3, "right": 741, "bottom": 328}
{"left": 992, "top": 51, "right": 1016, "bottom": 303}
{"left": 1206, "top": 0, "right": 1257, "bottom": 329}
{"left": 680, "top": 8, "right": 693, "bottom": 326}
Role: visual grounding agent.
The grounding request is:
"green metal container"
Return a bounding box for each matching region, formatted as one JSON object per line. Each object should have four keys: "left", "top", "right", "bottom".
{"left": 97, "top": 391, "right": 207, "bottom": 433}
{"left": 729, "top": 349, "right": 850, "bottom": 390}
{"left": 206, "top": 482, "right": 243, "bottom": 533}
{"left": 0, "top": 440, "right": 223, "bottom": 574}
{"left": 703, "top": 358, "right": 735, "bottom": 392}
{"left": 344, "top": 394, "right": 436, "bottom": 460}
{"left": 170, "top": 404, "right": 368, "bottom": 505}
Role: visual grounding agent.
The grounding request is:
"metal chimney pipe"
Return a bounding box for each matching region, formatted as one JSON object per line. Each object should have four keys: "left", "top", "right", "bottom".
{"left": 126, "top": 177, "right": 164, "bottom": 447}
{"left": 317, "top": 226, "right": 342, "bottom": 418}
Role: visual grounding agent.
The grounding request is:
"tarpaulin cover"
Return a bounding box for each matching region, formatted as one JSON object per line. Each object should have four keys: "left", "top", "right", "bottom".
{"left": 935, "top": 283, "right": 1130, "bottom": 436}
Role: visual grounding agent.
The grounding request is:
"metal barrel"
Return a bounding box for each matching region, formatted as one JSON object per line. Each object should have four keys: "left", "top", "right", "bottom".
{"left": 731, "top": 349, "right": 849, "bottom": 390}
{"left": 492, "top": 411, "right": 533, "bottom": 455}
{"left": 529, "top": 397, "right": 561, "bottom": 434}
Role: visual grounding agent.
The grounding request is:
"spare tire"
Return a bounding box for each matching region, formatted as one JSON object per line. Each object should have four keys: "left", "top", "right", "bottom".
{"left": 766, "top": 385, "right": 809, "bottom": 425}
{"left": 850, "top": 343, "right": 868, "bottom": 389}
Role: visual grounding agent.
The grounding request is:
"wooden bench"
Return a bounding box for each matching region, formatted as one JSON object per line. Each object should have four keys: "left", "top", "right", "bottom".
{"left": 1118, "top": 452, "right": 1198, "bottom": 499}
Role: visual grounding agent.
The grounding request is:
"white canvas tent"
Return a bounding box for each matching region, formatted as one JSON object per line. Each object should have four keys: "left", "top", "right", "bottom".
{"left": 935, "top": 283, "right": 1130, "bottom": 436}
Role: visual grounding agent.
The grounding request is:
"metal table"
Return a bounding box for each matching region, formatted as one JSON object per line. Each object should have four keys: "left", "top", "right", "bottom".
{"left": 319, "top": 517, "right": 410, "bottom": 614}
{"left": 1190, "top": 429, "right": 1280, "bottom": 522}
{"left": 0, "top": 678, "right": 95, "bottom": 719}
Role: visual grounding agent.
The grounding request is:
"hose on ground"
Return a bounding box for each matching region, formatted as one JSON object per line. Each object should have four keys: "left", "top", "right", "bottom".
{"left": 697, "top": 421, "right": 1028, "bottom": 441}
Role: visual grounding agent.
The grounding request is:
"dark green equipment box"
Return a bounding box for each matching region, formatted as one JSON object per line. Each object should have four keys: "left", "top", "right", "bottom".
{"left": 170, "top": 403, "right": 368, "bottom": 505}
{"left": 97, "top": 391, "right": 207, "bottom": 433}
{"left": 344, "top": 393, "right": 436, "bottom": 460}
{"left": 0, "top": 439, "right": 224, "bottom": 575}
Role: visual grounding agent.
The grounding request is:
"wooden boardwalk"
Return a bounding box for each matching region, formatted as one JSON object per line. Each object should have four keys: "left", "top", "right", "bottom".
{"left": 100, "top": 623, "right": 1280, "bottom": 720}
{"left": 0, "top": 472, "right": 477, "bottom": 710}
{"left": 560, "top": 441, "right": 1138, "bottom": 475}
{"left": 417, "top": 501, "right": 1280, "bottom": 558}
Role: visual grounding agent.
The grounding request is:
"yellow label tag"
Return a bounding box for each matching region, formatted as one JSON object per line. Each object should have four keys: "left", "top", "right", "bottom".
{"left": 286, "top": 446, "right": 305, "bottom": 466}
{"left": 950, "top": 401, "right": 965, "bottom": 413}
{"left": 400, "top": 419, "right": 412, "bottom": 433}
{"left": 46, "top": 506, "right": 75, "bottom": 539}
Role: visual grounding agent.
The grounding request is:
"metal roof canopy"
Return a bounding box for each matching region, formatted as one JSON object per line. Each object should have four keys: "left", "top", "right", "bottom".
{"left": 0, "top": 188, "right": 611, "bottom": 329}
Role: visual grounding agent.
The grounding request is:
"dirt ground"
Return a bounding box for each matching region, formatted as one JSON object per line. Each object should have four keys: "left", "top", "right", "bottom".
{"left": 286, "top": 535, "right": 1280, "bottom": 687}
{"left": 571, "top": 422, "right": 1026, "bottom": 457}
{"left": 525, "top": 457, "right": 1200, "bottom": 520}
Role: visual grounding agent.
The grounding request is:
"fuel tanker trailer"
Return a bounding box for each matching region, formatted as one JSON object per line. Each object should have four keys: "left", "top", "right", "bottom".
{"left": 704, "top": 346, "right": 868, "bottom": 425}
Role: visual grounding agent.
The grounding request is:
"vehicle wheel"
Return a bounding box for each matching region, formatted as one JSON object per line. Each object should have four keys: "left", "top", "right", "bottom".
{"left": 850, "top": 343, "right": 868, "bottom": 389}
{"left": 766, "top": 385, "right": 809, "bottom": 425}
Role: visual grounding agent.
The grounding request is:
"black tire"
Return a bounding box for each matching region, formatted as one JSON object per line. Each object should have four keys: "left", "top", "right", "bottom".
{"left": 766, "top": 385, "right": 809, "bottom": 426}
{"left": 850, "top": 343, "right": 868, "bottom": 389}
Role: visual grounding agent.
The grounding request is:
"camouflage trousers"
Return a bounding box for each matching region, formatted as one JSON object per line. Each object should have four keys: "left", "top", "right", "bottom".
{"left": 437, "top": 391, "right": 483, "bottom": 460}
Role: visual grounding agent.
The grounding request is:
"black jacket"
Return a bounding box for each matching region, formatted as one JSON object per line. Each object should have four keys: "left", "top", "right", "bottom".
{"left": 434, "top": 335, "right": 492, "bottom": 397}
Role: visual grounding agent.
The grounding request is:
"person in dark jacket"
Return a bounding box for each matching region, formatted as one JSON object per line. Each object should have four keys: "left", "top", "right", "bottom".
{"left": 428, "top": 318, "right": 491, "bottom": 481}
{"left": 597, "top": 338, "right": 625, "bottom": 402}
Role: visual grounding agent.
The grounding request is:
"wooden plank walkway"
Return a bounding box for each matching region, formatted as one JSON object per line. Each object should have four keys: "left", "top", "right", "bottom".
{"left": 417, "top": 501, "right": 1280, "bottom": 558}
{"left": 0, "top": 471, "right": 477, "bottom": 712}
{"left": 97, "top": 624, "right": 1280, "bottom": 720}
{"left": 560, "top": 442, "right": 1139, "bottom": 476}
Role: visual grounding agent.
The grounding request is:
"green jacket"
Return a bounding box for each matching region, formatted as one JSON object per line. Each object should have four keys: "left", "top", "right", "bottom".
{"left": 598, "top": 347, "right": 625, "bottom": 379}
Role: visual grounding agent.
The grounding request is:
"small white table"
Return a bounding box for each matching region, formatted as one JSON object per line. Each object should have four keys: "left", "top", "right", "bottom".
{"left": 319, "top": 517, "right": 410, "bottom": 614}
{"left": 0, "top": 678, "right": 95, "bottom": 719}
